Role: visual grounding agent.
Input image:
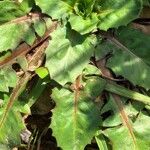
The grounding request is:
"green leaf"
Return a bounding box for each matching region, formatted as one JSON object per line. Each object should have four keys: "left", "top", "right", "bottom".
{"left": 103, "top": 112, "right": 150, "bottom": 150}
{"left": 69, "top": 13, "right": 99, "bottom": 35}
{"left": 0, "top": 1, "right": 28, "bottom": 24}
{"left": 95, "top": 132, "right": 109, "bottom": 150}
{"left": 0, "top": 75, "right": 8, "bottom": 92}
{"left": 35, "top": 0, "right": 142, "bottom": 32}
{"left": 45, "top": 24, "right": 97, "bottom": 85}
{"left": 100, "top": 93, "right": 150, "bottom": 150}
{"left": 102, "top": 96, "right": 144, "bottom": 127}
{"left": 35, "top": 0, "right": 73, "bottom": 19}
{"left": 0, "top": 67, "right": 17, "bottom": 92}
{"left": 16, "top": 56, "right": 28, "bottom": 71}
{"left": 27, "top": 79, "right": 46, "bottom": 107}
{"left": 22, "top": 25, "right": 36, "bottom": 46}
{"left": 69, "top": 1, "right": 97, "bottom": 34}
{"left": 84, "top": 76, "right": 106, "bottom": 99}
{"left": 103, "top": 94, "right": 133, "bottom": 138}
{"left": 0, "top": 13, "right": 49, "bottom": 52}
{"left": 0, "top": 110, "right": 25, "bottom": 149}
{"left": 97, "top": 0, "right": 142, "bottom": 30}
{"left": 0, "top": 94, "right": 25, "bottom": 149}
{"left": 35, "top": 67, "right": 49, "bottom": 79}
{"left": 117, "top": 27, "right": 150, "bottom": 66}
{"left": 0, "top": 20, "right": 36, "bottom": 52}
{"left": 0, "top": 22, "right": 31, "bottom": 52}
{"left": 83, "top": 64, "right": 101, "bottom": 76}
{"left": 74, "top": 0, "right": 96, "bottom": 17}
{"left": 101, "top": 96, "right": 123, "bottom": 127}
{"left": 51, "top": 77, "right": 105, "bottom": 150}
{"left": 83, "top": 76, "right": 150, "bottom": 105}
{"left": 14, "top": 101, "right": 31, "bottom": 114}
{"left": 33, "top": 19, "right": 46, "bottom": 37}
{"left": 96, "top": 27, "right": 150, "bottom": 89}
{"left": 19, "top": 0, "right": 35, "bottom": 13}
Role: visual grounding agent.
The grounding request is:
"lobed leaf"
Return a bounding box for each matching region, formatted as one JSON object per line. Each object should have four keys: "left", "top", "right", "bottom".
{"left": 98, "top": 94, "right": 150, "bottom": 150}
{"left": 36, "top": 0, "right": 142, "bottom": 34}
{"left": 116, "top": 27, "right": 150, "bottom": 66}
{"left": 97, "top": 0, "right": 142, "bottom": 30}
{"left": 96, "top": 27, "right": 150, "bottom": 89}
{"left": 103, "top": 112, "right": 150, "bottom": 150}
{"left": 0, "top": 1, "right": 29, "bottom": 24}
{"left": 51, "top": 76, "right": 106, "bottom": 150}
{"left": 45, "top": 24, "right": 97, "bottom": 85}
{"left": 69, "top": 13, "right": 99, "bottom": 35}
{"left": 0, "top": 14, "right": 47, "bottom": 52}
{"left": 0, "top": 1, "right": 36, "bottom": 49}
{"left": 35, "top": 0, "right": 73, "bottom": 19}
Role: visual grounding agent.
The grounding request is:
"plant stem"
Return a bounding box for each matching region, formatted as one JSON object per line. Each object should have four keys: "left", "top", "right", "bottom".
{"left": 105, "top": 83, "right": 150, "bottom": 105}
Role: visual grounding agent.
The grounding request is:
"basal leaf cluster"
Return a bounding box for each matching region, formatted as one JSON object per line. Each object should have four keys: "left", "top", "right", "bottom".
{"left": 0, "top": 0, "right": 149, "bottom": 150}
